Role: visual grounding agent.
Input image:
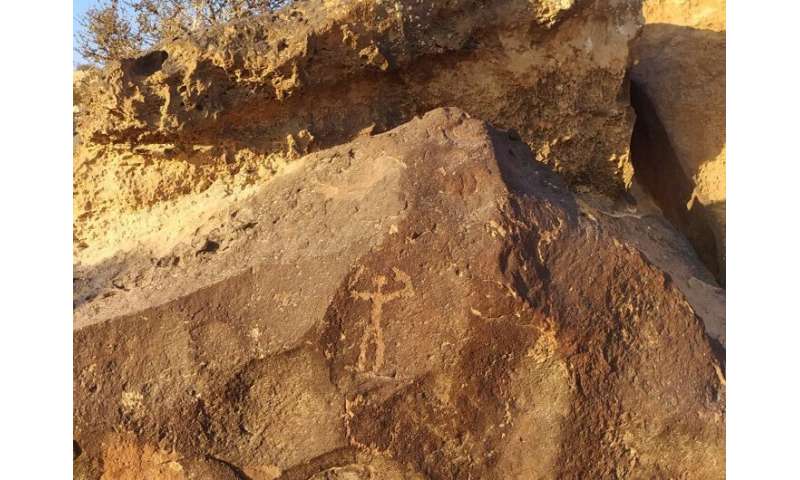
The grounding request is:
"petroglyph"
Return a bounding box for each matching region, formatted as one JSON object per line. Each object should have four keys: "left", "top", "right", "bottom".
{"left": 537, "top": 216, "right": 565, "bottom": 264}
{"left": 351, "top": 268, "right": 415, "bottom": 373}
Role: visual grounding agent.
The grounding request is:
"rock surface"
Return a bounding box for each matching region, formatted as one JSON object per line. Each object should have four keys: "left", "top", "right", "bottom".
{"left": 630, "top": 0, "right": 726, "bottom": 282}
{"left": 74, "top": 0, "right": 727, "bottom": 477}
{"left": 75, "top": 109, "right": 725, "bottom": 479}
{"left": 73, "top": 0, "right": 644, "bottom": 268}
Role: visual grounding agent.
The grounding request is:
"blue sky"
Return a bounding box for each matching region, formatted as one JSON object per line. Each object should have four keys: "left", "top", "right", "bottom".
{"left": 73, "top": 0, "right": 96, "bottom": 65}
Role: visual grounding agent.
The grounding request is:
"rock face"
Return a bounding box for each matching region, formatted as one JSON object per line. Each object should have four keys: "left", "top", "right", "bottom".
{"left": 80, "top": 0, "right": 641, "bottom": 192}
{"left": 74, "top": 109, "right": 725, "bottom": 479}
{"left": 630, "top": 0, "right": 726, "bottom": 282}
{"left": 73, "top": 0, "right": 645, "bottom": 268}
{"left": 74, "top": 0, "right": 727, "bottom": 477}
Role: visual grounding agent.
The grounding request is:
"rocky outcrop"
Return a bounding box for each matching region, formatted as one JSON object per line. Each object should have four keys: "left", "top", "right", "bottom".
{"left": 74, "top": 109, "right": 725, "bottom": 479}
{"left": 630, "top": 0, "right": 725, "bottom": 282}
{"left": 73, "top": 0, "right": 728, "bottom": 477}
{"left": 73, "top": 0, "right": 646, "bottom": 268}
{"left": 79, "top": 0, "right": 641, "bottom": 193}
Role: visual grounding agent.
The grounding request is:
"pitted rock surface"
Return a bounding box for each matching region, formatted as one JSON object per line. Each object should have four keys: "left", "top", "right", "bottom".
{"left": 74, "top": 109, "right": 724, "bottom": 479}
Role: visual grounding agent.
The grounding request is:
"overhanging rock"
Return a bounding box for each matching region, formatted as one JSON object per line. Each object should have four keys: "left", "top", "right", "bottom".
{"left": 77, "top": 0, "right": 643, "bottom": 195}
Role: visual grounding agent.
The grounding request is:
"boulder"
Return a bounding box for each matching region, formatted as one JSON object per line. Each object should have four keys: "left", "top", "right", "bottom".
{"left": 74, "top": 109, "right": 724, "bottom": 479}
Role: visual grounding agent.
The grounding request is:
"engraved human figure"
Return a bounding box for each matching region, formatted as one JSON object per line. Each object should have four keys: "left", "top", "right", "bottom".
{"left": 351, "top": 267, "right": 414, "bottom": 373}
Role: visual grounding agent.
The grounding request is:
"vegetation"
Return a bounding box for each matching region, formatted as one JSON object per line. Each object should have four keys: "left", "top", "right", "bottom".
{"left": 76, "top": 0, "right": 291, "bottom": 64}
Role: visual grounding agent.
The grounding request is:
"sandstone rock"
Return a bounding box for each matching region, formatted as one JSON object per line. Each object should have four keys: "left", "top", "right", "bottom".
{"left": 641, "top": 0, "right": 725, "bottom": 31}
{"left": 75, "top": 109, "right": 724, "bottom": 479}
{"left": 576, "top": 187, "right": 725, "bottom": 347}
{"left": 73, "top": 0, "right": 727, "bottom": 476}
{"left": 73, "top": 0, "right": 645, "bottom": 268}
{"left": 630, "top": 0, "right": 725, "bottom": 282}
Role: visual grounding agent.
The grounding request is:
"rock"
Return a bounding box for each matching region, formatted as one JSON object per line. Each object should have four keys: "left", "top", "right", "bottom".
{"left": 74, "top": 108, "right": 724, "bottom": 478}
{"left": 73, "top": 0, "right": 645, "bottom": 268}
{"left": 630, "top": 0, "right": 726, "bottom": 282}
{"left": 576, "top": 188, "right": 726, "bottom": 348}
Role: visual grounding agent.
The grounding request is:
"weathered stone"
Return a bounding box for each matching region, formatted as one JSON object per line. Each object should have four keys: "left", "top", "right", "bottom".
{"left": 76, "top": 0, "right": 641, "bottom": 211}
{"left": 75, "top": 109, "right": 724, "bottom": 479}
{"left": 630, "top": 0, "right": 726, "bottom": 282}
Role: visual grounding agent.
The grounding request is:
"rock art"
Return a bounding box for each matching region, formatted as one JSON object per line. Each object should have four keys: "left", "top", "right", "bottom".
{"left": 74, "top": 109, "right": 725, "bottom": 479}
{"left": 74, "top": 0, "right": 727, "bottom": 477}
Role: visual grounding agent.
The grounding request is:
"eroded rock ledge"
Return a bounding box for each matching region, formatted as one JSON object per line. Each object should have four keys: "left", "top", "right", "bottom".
{"left": 77, "top": 0, "right": 641, "bottom": 195}
{"left": 74, "top": 0, "right": 646, "bottom": 272}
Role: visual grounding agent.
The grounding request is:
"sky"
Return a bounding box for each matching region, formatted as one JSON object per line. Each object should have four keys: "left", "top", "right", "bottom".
{"left": 73, "top": 0, "right": 96, "bottom": 65}
{"left": 73, "top": 0, "right": 293, "bottom": 65}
